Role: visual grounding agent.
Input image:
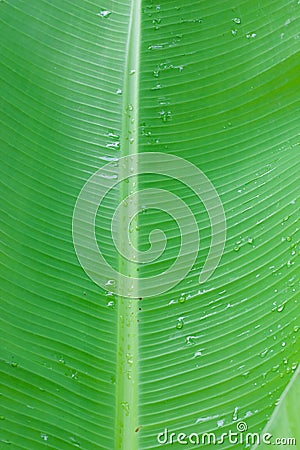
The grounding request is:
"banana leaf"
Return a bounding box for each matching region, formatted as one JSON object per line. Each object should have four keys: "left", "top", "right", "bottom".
{"left": 0, "top": 1, "right": 299, "bottom": 449}
{"left": 253, "top": 367, "right": 300, "bottom": 449}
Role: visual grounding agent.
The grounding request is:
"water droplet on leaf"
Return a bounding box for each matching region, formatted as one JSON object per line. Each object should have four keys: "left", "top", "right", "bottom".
{"left": 121, "top": 401, "right": 130, "bottom": 416}
{"left": 176, "top": 317, "right": 184, "bottom": 329}
{"left": 232, "top": 406, "right": 239, "bottom": 421}
{"left": 98, "top": 10, "right": 111, "bottom": 18}
{"left": 179, "top": 293, "right": 186, "bottom": 303}
{"left": 186, "top": 335, "right": 197, "bottom": 345}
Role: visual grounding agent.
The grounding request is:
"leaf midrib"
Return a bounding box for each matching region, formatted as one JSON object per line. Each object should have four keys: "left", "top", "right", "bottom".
{"left": 115, "top": 1, "right": 141, "bottom": 449}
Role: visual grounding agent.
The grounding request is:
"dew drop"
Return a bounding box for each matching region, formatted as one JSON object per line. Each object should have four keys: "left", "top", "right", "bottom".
{"left": 160, "top": 110, "right": 172, "bottom": 122}
{"left": 41, "top": 433, "right": 48, "bottom": 441}
{"left": 186, "top": 335, "right": 197, "bottom": 345}
{"left": 260, "top": 348, "right": 269, "bottom": 358}
{"left": 106, "top": 141, "right": 120, "bottom": 150}
{"left": 233, "top": 406, "right": 239, "bottom": 421}
{"left": 180, "top": 17, "right": 202, "bottom": 24}
{"left": 106, "top": 130, "right": 119, "bottom": 138}
{"left": 121, "top": 401, "right": 130, "bottom": 416}
{"left": 148, "top": 44, "right": 163, "bottom": 50}
{"left": 233, "top": 17, "right": 241, "bottom": 24}
{"left": 70, "top": 437, "right": 81, "bottom": 447}
{"left": 126, "top": 353, "right": 133, "bottom": 365}
{"left": 107, "top": 300, "right": 115, "bottom": 308}
{"left": 98, "top": 10, "right": 111, "bottom": 18}
{"left": 176, "top": 317, "right": 184, "bottom": 329}
{"left": 179, "top": 293, "right": 186, "bottom": 303}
